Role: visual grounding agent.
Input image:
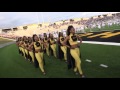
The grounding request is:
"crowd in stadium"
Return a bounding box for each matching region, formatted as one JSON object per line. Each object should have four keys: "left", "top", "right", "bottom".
{"left": 85, "top": 13, "right": 120, "bottom": 29}
{"left": 45, "top": 13, "right": 120, "bottom": 32}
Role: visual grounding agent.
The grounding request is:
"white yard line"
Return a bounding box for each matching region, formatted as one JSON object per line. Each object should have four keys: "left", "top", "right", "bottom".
{"left": 100, "top": 64, "right": 108, "bottom": 68}
{"left": 85, "top": 59, "right": 109, "bottom": 68}
{"left": 78, "top": 41, "right": 120, "bottom": 46}
{"left": 85, "top": 59, "right": 92, "bottom": 62}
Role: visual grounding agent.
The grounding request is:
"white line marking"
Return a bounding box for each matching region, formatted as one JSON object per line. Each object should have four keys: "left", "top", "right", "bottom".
{"left": 85, "top": 59, "right": 92, "bottom": 62}
{"left": 100, "top": 64, "right": 108, "bottom": 68}
{"left": 82, "top": 41, "right": 120, "bottom": 46}
{"left": 78, "top": 41, "right": 120, "bottom": 46}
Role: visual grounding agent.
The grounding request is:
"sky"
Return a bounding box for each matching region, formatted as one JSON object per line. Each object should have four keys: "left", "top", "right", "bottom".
{"left": 0, "top": 12, "right": 118, "bottom": 29}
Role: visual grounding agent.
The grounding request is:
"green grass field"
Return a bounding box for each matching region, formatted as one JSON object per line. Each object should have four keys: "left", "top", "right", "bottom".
{"left": 0, "top": 43, "right": 120, "bottom": 78}
{"left": 0, "top": 37, "right": 13, "bottom": 44}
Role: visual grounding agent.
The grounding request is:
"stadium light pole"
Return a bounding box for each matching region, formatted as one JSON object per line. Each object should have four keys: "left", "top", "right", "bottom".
{"left": 36, "top": 12, "right": 40, "bottom": 25}
{"left": 40, "top": 12, "right": 44, "bottom": 24}
{"left": 34, "top": 12, "right": 40, "bottom": 34}
{"left": 46, "top": 16, "right": 50, "bottom": 25}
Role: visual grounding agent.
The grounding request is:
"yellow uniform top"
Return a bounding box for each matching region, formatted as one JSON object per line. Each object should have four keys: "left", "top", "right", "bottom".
{"left": 28, "top": 41, "right": 33, "bottom": 50}
{"left": 34, "top": 41, "right": 41, "bottom": 50}
{"left": 43, "top": 37, "right": 48, "bottom": 43}
{"left": 60, "top": 36, "right": 64, "bottom": 44}
{"left": 69, "top": 33, "right": 78, "bottom": 45}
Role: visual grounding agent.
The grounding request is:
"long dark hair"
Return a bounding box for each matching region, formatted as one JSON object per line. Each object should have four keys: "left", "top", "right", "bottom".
{"left": 66, "top": 26, "right": 74, "bottom": 46}
{"left": 58, "top": 32, "right": 63, "bottom": 38}
{"left": 67, "top": 25, "right": 74, "bottom": 36}
{"left": 44, "top": 33, "right": 47, "bottom": 38}
{"left": 48, "top": 33, "right": 51, "bottom": 38}
{"left": 49, "top": 33, "right": 53, "bottom": 40}
{"left": 23, "top": 36, "right": 27, "bottom": 42}
{"left": 22, "top": 36, "right": 25, "bottom": 41}
{"left": 19, "top": 37, "right": 22, "bottom": 41}
{"left": 48, "top": 33, "right": 53, "bottom": 55}
{"left": 32, "top": 34, "right": 37, "bottom": 42}
{"left": 28, "top": 37, "right": 32, "bottom": 43}
{"left": 17, "top": 37, "right": 20, "bottom": 41}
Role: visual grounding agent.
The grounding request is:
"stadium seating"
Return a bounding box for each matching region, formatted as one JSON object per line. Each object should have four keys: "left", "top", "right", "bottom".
{"left": 1, "top": 13, "right": 120, "bottom": 39}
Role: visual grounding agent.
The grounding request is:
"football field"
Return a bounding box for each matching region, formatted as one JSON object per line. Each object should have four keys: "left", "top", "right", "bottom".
{"left": 0, "top": 43, "right": 119, "bottom": 78}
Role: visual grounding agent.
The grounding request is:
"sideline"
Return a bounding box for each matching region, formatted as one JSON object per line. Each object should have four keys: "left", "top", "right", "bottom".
{"left": 0, "top": 37, "right": 16, "bottom": 41}
{"left": 0, "top": 41, "right": 15, "bottom": 48}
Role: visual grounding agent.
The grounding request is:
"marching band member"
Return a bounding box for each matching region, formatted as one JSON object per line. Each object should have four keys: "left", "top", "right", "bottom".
{"left": 57, "top": 32, "right": 66, "bottom": 61}
{"left": 62, "top": 25, "right": 85, "bottom": 78}
{"left": 19, "top": 36, "right": 26, "bottom": 59}
{"left": 43, "top": 33, "right": 49, "bottom": 56}
{"left": 49, "top": 33, "right": 57, "bottom": 58}
{"left": 28, "top": 37, "right": 34, "bottom": 63}
{"left": 29, "top": 35, "right": 46, "bottom": 75}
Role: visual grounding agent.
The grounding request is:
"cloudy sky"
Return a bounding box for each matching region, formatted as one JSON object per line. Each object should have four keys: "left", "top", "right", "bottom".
{"left": 0, "top": 12, "right": 118, "bottom": 29}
